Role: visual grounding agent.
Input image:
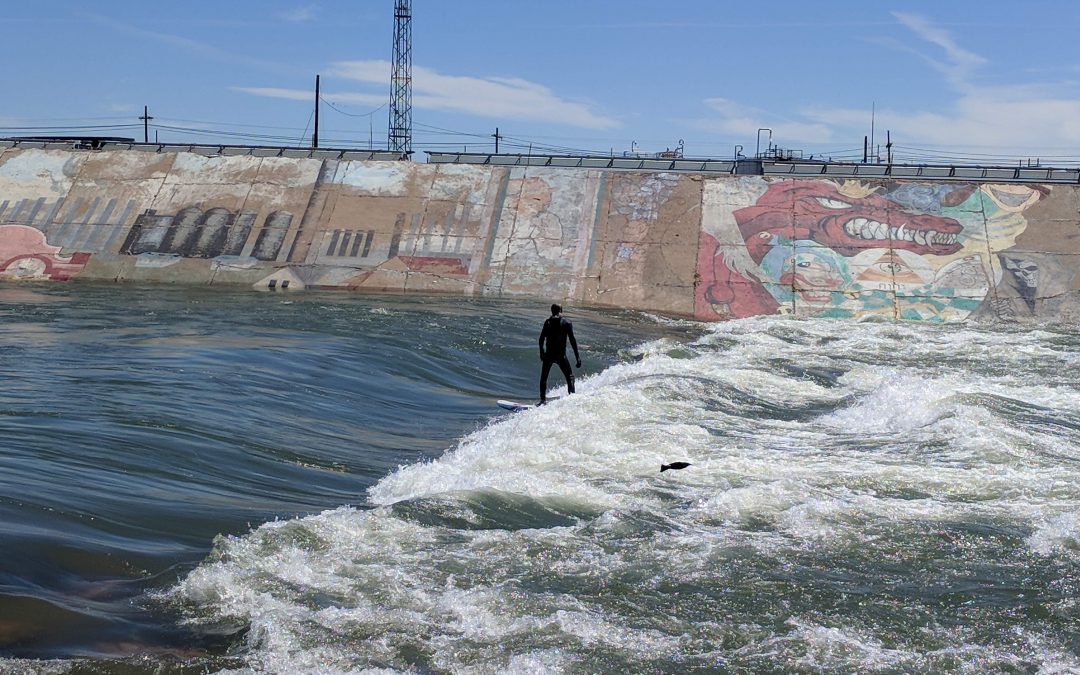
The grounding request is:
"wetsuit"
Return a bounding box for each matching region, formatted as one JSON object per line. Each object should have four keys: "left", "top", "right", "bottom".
{"left": 538, "top": 313, "right": 580, "bottom": 404}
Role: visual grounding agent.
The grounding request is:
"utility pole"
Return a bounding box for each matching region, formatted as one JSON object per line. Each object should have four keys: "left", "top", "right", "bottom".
{"left": 492, "top": 127, "right": 501, "bottom": 153}
{"left": 313, "top": 74, "right": 320, "bottom": 149}
{"left": 388, "top": 0, "right": 413, "bottom": 154}
{"left": 139, "top": 106, "right": 153, "bottom": 144}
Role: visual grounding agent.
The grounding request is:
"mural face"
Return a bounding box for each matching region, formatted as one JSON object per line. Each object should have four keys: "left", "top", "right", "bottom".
{"left": 737, "top": 181, "right": 964, "bottom": 261}
{"left": 697, "top": 178, "right": 1045, "bottom": 322}
{"left": 0, "top": 224, "right": 90, "bottom": 280}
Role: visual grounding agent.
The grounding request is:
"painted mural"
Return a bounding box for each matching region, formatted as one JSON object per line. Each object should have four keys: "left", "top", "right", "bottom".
{"left": 120, "top": 207, "right": 294, "bottom": 260}
{"left": 587, "top": 171, "right": 700, "bottom": 315}
{"left": 0, "top": 224, "right": 90, "bottom": 280}
{"left": 696, "top": 177, "right": 1055, "bottom": 322}
{"left": 317, "top": 162, "right": 499, "bottom": 293}
{"left": 0, "top": 146, "right": 1076, "bottom": 323}
{"left": 488, "top": 169, "right": 603, "bottom": 298}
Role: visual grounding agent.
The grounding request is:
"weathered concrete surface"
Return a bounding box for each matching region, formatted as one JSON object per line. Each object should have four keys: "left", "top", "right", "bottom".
{"left": 1, "top": 147, "right": 1078, "bottom": 323}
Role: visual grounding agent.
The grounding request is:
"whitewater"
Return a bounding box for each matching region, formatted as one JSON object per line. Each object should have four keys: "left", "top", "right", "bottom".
{"left": 175, "top": 317, "right": 1080, "bottom": 672}
{"left": 1, "top": 287, "right": 1077, "bottom": 673}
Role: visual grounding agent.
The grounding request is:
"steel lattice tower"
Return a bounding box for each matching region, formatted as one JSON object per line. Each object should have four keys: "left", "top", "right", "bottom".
{"left": 388, "top": 0, "right": 412, "bottom": 154}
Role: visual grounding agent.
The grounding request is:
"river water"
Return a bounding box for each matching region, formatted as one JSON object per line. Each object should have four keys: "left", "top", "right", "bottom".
{"left": 0, "top": 285, "right": 1077, "bottom": 674}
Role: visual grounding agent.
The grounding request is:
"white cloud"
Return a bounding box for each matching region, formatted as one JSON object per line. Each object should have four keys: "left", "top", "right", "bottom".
{"left": 693, "top": 14, "right": 1080, "bottom": 157}
{"left": 805, "top": 15, "right": 1080, "bottom": 153}
{"left": 891, "top": 12, "right": 986, "bottom": 88}
{"left": 232, "top": 86, "right": 313, "bottom": 102}
{"left": 276, "top": 5, "right": 317, "bottom": 23}
{"left": 327, "top": 61, "right": 387, "bottom": 84}
{"left": 807, "top": 92, "right": 1080, "bottom": 152}
{"left": 84, "top": 12, "right": 298, "bottom": 75}
{"left": 696, "top": 98, "right": 833, "bottom": 144}
{"left": 239, "top": 60, "right": 619, "bottom": 130}
{"left": 232, "top": 85, "right": 385, "bottom": 107}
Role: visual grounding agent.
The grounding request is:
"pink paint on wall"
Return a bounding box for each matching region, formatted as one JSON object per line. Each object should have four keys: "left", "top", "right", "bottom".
{"left": 0, "top": 225, "right": 90, "bottom": 280}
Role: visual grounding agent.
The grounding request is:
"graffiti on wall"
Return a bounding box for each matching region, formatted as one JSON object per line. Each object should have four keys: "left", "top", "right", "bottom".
{"left": 120, "top": 207, "right": 295, "bottom": 262}
{"left": 0, "top": 224, "right": 90, "bottom": 280}
{"left": 1, "top": 147, "right": 1074, "bottom": 321}
{"left": 335, "top": 205, "right": 479, "bottom": 288}
{"left": 487, "top": 170, "right": 604, "bottom": 298}
{"left": 0, "top": 195, "right": 139, "bottom": 253}
{"left": 696, "top": 178, "right": 1045, "bottom": 322}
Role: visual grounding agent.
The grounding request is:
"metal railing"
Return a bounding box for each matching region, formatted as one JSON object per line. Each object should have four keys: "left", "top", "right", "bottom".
{"left": 426, "top": 151, "right": 1080, "bottom": 184}
{"left": 0, "top": 139, "right": 408, "bottom": 161}
{"left": 425, "top": 151, "right": 746, "bottom": 173}
{"left": 3, "top": 140, "right": 1077, "bottom": 184}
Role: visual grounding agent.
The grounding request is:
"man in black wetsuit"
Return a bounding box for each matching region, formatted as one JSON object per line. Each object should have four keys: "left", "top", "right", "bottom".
{"left": 538, "top": 303, "right": 581, "bottom": 405}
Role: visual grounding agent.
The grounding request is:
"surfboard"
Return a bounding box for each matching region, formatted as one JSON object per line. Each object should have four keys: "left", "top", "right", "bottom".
{"left": 496, "top": 399, "right": 534, "bottom": 412}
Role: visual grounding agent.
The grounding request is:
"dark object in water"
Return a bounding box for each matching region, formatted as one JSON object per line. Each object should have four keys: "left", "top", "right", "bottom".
{"left": 661, "top": 462, "right": 692, "bottom": 472}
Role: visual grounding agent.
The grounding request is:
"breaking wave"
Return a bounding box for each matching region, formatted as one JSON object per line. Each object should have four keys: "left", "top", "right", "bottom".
{"left": 166, "top": 317, "right": 1080, "bottom": 673}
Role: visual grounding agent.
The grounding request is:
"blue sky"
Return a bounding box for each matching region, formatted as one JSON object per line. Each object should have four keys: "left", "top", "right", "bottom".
{"left": 3, "top": 1, "right": 1080, "bottom": 165}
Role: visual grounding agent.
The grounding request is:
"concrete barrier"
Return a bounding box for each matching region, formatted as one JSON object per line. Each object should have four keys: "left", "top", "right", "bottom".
{"left": 0, "top": 146, "right": 1077, "bottom": 323}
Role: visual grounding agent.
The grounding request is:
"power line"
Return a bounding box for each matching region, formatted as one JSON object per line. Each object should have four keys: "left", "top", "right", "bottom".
{"left": 320, "top": 97, "right": 386, "bottom": 118}
{"left": 2, "top": 116, "right": 139, "bottom": 122}
{"left": 156, "top": 116, "right": 319, "bottom": 131}
{"left": 413, "top": 121, "right": 490, "bottom": 138}
{"left": 298, "top": 108, "right": 314, "bottom": 147}
{"left": 0, "top": 123, "right": 141, "bottom": 131}
{"left": 152, "top": 123, "right": 314, "bottom": 144}
{"left": 6, "top": 113, "right": 1080, "bottom": 165}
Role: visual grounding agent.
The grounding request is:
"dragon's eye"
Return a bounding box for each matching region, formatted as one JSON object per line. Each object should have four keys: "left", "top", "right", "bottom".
{"left": 814, "top": 197, "right": 852, "bottom": 209}
{"left": 797, "top": 261, "right": 812, "bottom": 268}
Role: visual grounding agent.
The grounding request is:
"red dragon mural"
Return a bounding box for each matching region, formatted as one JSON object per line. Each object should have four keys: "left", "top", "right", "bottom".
{"left": 696, "top": 181, "right": 967, "bottom": 320}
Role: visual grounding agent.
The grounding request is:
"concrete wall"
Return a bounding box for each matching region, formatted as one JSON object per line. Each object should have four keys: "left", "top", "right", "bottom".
{"left": 1, "top": 147, "right": 1077, "bottom": 323}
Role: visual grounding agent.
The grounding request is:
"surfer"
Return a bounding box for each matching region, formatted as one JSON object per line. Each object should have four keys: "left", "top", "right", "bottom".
{"left": 538, "top": 303, "right": 581, "bottom": 405}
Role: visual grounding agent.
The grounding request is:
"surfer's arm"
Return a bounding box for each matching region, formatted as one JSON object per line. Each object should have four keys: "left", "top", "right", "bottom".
{"left": 538, "top": 326, "right": 547, "bottom": 360}
{"left": 567, "top": 323, "right": 580, "bottom": 365}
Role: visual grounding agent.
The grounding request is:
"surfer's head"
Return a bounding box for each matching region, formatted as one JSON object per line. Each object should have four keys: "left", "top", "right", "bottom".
{"left": 551, "top": 303, "right": 562, "bottom": 316}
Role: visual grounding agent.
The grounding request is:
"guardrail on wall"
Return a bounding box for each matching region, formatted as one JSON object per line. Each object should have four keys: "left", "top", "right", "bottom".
{"left": 0, "top": 139, "right": 408, "bottom": 162}
{"left": 426, "top": 151, "right": 1080, "bottom": 184}
{"left": 3, "top": 140, "right": 1076, "bottom": 184}
{"left": 763, "top": 161, "right": 1080, "bottom": 184}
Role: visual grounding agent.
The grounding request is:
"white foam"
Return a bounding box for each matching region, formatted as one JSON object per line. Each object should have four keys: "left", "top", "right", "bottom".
{"left": 0, "top": 659, "right": 75, "bottom": 675}
{"left": 785, "top": 619, "right": 915, "bottom": 670}
{"left": 171, "top": 316, "right": 1080, "bottom": 671}
{"left": 1028, "top": 511, "right": 1080, "bottom": 556}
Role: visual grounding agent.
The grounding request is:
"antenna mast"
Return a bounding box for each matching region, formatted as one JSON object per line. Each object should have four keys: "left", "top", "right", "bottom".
{"left": 388, "top": 0, "right": 413, "bottom": 154}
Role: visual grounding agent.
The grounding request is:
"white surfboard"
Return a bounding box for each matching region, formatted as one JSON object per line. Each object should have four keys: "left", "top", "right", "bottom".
{"left": 496, "top": 399, "right": 534, "bottom": 412}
